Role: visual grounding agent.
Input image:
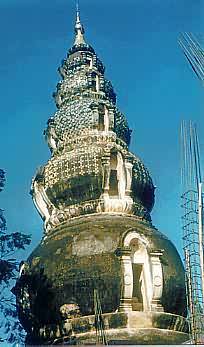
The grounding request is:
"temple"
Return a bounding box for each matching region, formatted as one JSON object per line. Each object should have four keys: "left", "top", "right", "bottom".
{"left": 14, "top": 6, "right": 188, "bottom": 345}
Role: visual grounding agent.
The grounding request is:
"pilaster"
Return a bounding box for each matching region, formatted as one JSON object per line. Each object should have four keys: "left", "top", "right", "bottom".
{"left": 108, "top": 107, "right": 115, "bottom": 131}
{"left": 116, "top": 247, "right": 133, "bottom": 312}
{"left": 149, "top": 249, "right": 164, "bottom": 312}
{"left": 124, "top": 155, "right": 133, "bottom": 197}
{"left": 101, "top": 152, "right": 110, "bottom": 195}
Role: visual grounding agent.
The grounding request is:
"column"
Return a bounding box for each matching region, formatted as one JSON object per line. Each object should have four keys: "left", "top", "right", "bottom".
{"left": 149, "top": 250, "right": 164, "bottom": 312}
{"left": 91, "top": 103, "right": 99, "bottom": 129}
{"left": 124, "top": 155, "right": 133, "bottom": 197}
{"left": 101, "top": 152, "right": 110, "bottom": 195}
{"left": 104, "top": 106, "right": 109, "bottom": 133}
{"left": 116, "top": 247, "right": 133, "bottom": 312}
{"left": 108, "top": 107, "right": 114, "bottom": 131}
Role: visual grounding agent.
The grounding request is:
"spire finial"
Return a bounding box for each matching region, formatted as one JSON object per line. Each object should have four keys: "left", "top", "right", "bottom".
{"left": 76, "top": 0, "right": 79, "bottom": 15}
{"left": 76, "top": 0, "right": 79, "bottom": 21}
{"left": 74, "top": 0, "right": 85, "bottom": 45}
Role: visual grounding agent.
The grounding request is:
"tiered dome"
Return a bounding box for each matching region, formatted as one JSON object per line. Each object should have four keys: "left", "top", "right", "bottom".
{"left": 45, "top": 25, "right": 131, "bottom": 150}
{"left": 14, "top": 8, "right": 187, "bottom": 345}
{"left": 31, "top": 7, "right": 155, "bottom": 234}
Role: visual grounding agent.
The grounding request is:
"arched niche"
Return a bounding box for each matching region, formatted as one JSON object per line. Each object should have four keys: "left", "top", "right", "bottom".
{"left": 118, "top": 231, "right": 164, "bottom": 312}
{"left": 100, "top": 150, "right": 133, "bottom": 214}
{"left": 124, "top": 231, "right": 152, "bottom": 311}
{"left": 109, "top": 151, "right": 126, "bottom": 199}
{"left": 98, "top": 104, "right": 109, "bottom": 132}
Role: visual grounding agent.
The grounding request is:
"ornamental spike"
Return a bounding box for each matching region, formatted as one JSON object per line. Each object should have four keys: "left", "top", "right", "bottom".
{"left": 74, "top": 0, "right": 85, "bottom": 45}
{"left": 76, "top": 0, "right": 79, "bottom": 21}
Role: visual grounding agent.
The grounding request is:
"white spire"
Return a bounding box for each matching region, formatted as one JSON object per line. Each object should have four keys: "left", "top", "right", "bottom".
{"left": 74, "top": 0, "right": 85, "bottom": 45}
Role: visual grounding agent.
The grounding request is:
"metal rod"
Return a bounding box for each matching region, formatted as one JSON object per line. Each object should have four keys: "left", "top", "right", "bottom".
{"left": 178, "top": 33, "right": 204, "bottom": 83}
{"left": 180, "top": 120, "right": 204, "bottom": 343}
{"left": 198, "top": 182, "right": 204, "bottom": 305}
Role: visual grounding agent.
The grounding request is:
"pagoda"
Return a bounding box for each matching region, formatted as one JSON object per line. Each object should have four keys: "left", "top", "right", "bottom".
{"left": 15, "top": 6, "right": 188, "bottom": 345}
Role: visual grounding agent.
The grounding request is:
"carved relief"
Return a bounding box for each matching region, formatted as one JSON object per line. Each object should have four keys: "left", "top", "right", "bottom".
{"left": 44, "top": 122, "right": 58, "bottom": 152}
{"left": 31, "top": 179, "right": 53, "bottom": 227}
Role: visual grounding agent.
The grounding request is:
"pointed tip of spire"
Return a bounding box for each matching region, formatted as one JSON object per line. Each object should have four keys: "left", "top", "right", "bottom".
{"left": 76, "top": 0, "right": 79, "bottom": 14}
{"left": 74, "top": 0, "right": 85, "bottom": 45}
{"left": 76, "top": 0, "right": 80, "bottom": 22}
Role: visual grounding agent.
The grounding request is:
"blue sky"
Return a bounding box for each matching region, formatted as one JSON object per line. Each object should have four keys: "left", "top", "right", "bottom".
{"left": 0, "top": 0, "right": 204, "bottom": 259}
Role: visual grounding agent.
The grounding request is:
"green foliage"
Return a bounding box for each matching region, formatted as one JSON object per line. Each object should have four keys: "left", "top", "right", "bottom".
{"left": 0, "top": 169, "right": 31, "bottom": 345}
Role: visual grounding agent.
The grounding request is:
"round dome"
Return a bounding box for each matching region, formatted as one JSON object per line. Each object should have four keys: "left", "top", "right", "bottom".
{"left": 42, "top": 145, "right": 154, "bottom": 221}
{"left": 68, "top": 43, "right": 95, "bottom": 55}
{"left": 132, "top": 156, "right": 155, "bottom": 212}
{"left": 16, "top": 215, "right": 186, "bottom": 332}
{"left": 45, "top": 98, "right": 132, "bottom": 147}
{"left": 47, "top": 98, "right": 95, "bottom": 140}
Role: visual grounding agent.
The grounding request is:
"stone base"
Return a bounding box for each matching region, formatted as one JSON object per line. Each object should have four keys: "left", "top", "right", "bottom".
{"left": 33, "top": 311, "right": 189, "bottom": 345}
{"left": 77, "top": 328, "right": 188, "bottom": 345}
